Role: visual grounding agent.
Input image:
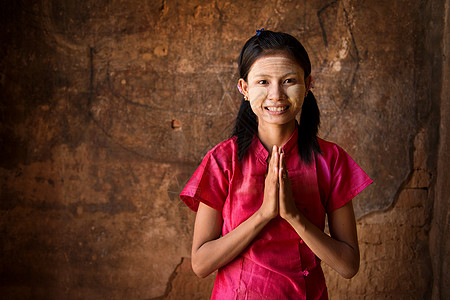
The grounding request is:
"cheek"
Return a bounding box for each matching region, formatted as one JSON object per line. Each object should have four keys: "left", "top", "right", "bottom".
{"left": 249, "top": 87, "right": 267, "bottom": 108}
{"left": 286, "top": 85, "right": 305, "bottom": 102}
{"left": 286, "top": 85, "right": 305, "bottom": 112}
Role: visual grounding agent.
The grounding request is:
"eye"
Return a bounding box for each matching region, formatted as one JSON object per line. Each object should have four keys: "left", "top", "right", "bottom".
{"left": 257, "top": 80, "right": 268, "bottom": 84}
{"left": 283, "top": 78, "right": 296, "bottom": 84}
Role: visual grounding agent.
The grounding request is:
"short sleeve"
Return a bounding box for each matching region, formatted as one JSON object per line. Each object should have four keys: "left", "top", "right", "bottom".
{"left": 318, "top": 141, "right": 373, "bottom": 213}
{"left": 180, "top": 151, "right": 230, "bottom": 212}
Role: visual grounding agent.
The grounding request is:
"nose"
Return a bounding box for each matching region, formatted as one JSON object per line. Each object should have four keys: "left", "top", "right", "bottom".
{"left": 267, "top": 83, "right": 285, "bottom": 101}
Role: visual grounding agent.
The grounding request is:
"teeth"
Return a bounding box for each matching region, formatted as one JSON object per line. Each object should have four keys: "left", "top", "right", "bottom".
{"left": 267, "top": 106, "right": 288, "bottom": 112}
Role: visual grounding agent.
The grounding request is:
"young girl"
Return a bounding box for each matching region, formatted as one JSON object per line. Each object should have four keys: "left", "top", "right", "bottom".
{"left": 180, "top": 30, "right": 372, "bottom": 299}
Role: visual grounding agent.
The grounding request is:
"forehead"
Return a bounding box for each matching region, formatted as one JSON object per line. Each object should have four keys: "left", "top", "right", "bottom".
{"left": 248, "top": 53, "right": 304, "bottom": 77}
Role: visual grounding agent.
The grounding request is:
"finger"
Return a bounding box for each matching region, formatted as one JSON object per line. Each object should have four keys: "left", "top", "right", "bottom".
{"left": 280, "top": 150, "right": 287, "bottom": 168}
{"left": 279, "top": 165, "right": 284, "bottom": 187}
{"left": 279, "top": 162, "right": 285, "bottom": 198}
{"left": 279, "top": 152, "right": 289, "bottom": 183}
{"left": 279, "top": 154, "right": 289, "bottom": 201}
{"left": 279, "top": 150, "right": 283, "bottom": 170}
{"left": 267, "top": 146, "right": 274, "bottom": 172}
{"left": 267, "top": 146, "right": 279, "bottom": 185}
{"left": 269, "top": 145, "right": 276, "bottom": 166}
{"left": 279, "top": 152, "right": 285, "bottom": 174}
{"left": 271, "top": 146, "right": 279, "bottom": 173}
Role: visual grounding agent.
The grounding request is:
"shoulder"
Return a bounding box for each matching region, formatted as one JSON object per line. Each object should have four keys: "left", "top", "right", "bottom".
{"left": 317, "top": 137, "right": 343, "bottom": 162}
{"left": 317, "top": 137, "right": 369, "bottom": 180}
{"left": 316, "top": 137, "right": 356, "bottom": 174}
{"left": 207, "top": 136, "right": 238, "bottom": 157}
{"left": 316, "top": 137, "right": 373, "bottom": 212}
{"left": 201, "top": 136, "right": 238, "bottom": 168}
{"left": 180, "top": 137, "right": 237, "bottom": 212}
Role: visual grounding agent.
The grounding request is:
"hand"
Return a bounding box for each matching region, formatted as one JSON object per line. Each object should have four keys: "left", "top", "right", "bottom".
{"left": 258, "top": 145, "right": 279, "bottom": 220}
{"left": 278, "top": 149, "right": 299, "bottom": 221}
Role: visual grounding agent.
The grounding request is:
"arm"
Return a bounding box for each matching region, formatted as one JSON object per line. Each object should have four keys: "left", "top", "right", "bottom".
{"left": 191, "top": 146, "right": 281, "bottom": 278}
{"left": 279, "top": 152, "right": 360, "bottom": 279}
{"left": 191, "top": 202, "right": 271, "bottom": 278}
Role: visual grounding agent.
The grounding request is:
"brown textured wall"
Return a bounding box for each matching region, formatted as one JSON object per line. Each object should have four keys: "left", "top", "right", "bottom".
{"left": 0, "top": 0, "right": 447, "bottom": 299}
{"left": 430, "top": 0, "right": 450, "bottom": 298}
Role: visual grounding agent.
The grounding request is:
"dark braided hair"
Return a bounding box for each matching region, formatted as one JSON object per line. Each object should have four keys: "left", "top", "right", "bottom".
{"left": 232, "top": 30, "right": 321, "bottom": 163}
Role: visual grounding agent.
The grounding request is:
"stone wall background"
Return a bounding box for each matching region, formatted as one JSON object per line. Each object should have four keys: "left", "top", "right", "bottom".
{"left": 0, "top": 0, "right": 448, "bottom": 299}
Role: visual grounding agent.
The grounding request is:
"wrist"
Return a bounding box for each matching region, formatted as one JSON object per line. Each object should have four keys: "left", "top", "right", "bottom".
{"left": 280, "top": 203, "right": 298, "bottom": 220}
{"left": 282, "top": 210, "right": 306, "bottom": 232}
{"left": 257, "top": 207, "right": 276, "bottom": 223}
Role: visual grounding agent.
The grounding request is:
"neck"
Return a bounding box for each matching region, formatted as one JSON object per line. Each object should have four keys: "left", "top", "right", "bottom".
{"left": 257, "top": 120, "right": 296, "bottom": 154}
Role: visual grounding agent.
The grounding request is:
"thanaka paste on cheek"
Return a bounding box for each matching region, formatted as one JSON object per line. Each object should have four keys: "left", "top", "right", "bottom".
{"left": 285, "top": 85, "right": 304, "bottom": 113}
{"left": 249, "top": 87, "right": 267, "bottom": 110}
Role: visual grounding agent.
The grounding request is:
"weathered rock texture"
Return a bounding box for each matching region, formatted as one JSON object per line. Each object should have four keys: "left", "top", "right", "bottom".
{"left": 0, "top": 0, "right": 448, "bottom": 299}
{"left": 324, "top": 128, "right": 435, "bottom": 299}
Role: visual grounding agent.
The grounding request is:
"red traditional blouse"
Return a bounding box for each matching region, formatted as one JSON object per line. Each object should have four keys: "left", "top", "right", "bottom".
{"left": 180, "top": 127, "right": 372, "bottom": 299}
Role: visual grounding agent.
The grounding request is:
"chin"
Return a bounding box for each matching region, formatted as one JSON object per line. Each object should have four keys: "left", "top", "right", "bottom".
{"left": 261, "top": 117, "right": 297, "bottom": 126}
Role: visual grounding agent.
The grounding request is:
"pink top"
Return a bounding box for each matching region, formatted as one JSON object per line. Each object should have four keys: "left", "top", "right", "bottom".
{"left": 180, "top": 127, "right": 372, "bottom": 299}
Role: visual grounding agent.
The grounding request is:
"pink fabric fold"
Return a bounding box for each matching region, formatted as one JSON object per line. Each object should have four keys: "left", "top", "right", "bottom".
{"left": 180, "top": 127, "right": 372, "bottom": 299}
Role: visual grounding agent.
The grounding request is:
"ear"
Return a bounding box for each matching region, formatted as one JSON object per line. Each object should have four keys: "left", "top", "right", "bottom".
{"left": 305, "top": 75, "right": 312, "bottom": 92}
{"left": 238, "top": 78, "right": 249, "bottom": 100}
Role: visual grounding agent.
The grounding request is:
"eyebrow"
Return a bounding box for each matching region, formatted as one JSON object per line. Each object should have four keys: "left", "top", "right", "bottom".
{"left": 253, "top": 71, "right": 298, "bottom": 78}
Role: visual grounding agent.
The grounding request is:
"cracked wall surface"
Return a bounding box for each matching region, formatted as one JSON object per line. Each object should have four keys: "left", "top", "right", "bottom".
{"left": 0, "top": 0, "right": 448, "bottom": 299}
{"left": 324, "top": 127, "right": 435, "bottom": 299}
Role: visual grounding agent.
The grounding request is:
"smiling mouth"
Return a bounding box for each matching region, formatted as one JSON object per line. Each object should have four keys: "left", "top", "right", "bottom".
{"left": 265, "top": 106, "right": 289, "bottom": 112}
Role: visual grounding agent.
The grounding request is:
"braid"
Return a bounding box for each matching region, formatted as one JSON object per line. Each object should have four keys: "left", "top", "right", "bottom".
{"left": 298, "top": 90, "right": 321, "bottom": 164}
{"left": 231, "top": 100, "right": 257, "bottom": 161}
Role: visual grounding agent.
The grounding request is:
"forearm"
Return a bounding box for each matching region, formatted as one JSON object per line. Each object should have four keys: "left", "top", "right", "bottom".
{"left": 284, "top": 212, "right": 360, "bottom": 279}
{"left": 192, "top": 210, "right": 271, "bottom": 278}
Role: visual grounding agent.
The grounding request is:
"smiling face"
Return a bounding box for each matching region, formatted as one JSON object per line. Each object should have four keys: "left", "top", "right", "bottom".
{"left": 239, "top": 52, "right": 309, "bottom": 130}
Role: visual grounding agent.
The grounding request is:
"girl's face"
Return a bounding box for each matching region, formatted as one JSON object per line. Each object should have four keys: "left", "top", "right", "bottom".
{"left": 239, "top": 53, "right": 310, "bottom": 129}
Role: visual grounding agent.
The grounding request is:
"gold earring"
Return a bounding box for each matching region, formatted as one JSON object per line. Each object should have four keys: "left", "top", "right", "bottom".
{"left": 244, "top": 95, "right": 249, "bottom": 101}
